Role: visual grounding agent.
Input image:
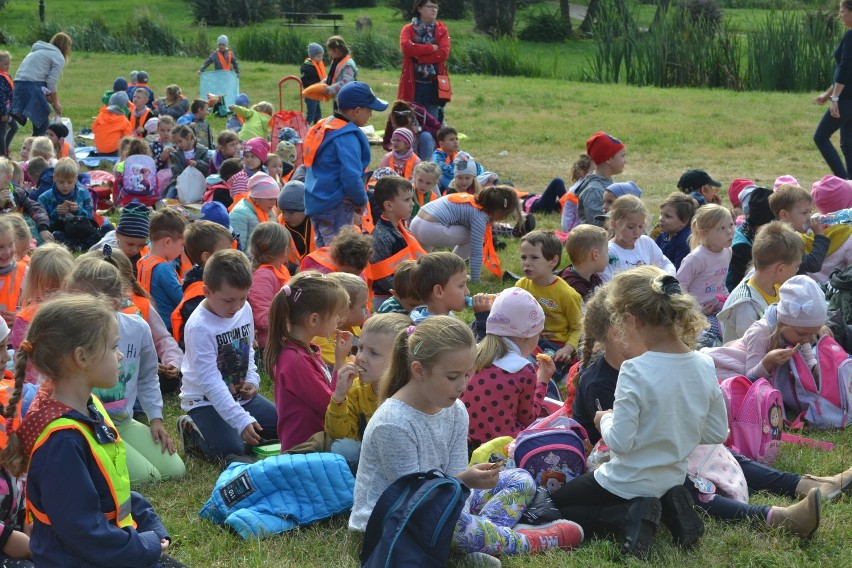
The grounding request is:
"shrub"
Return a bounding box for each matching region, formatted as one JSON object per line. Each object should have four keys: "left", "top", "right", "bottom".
{"left": 679, "top": 0, "right": 723, "bottom": 29}
{"left": 519, "top": 8, "right": 572, "bottom": 42}
{"left": 0, "top": 29, "right": 13, "bottom": 46}
{"left": 189, "top": 0, "right": 277, "bottom": 26}
{"left": 349, "top": 30, "right": 401, "bottom": 69}
{"left": 335, "top": 0, "right": 377, "bottom": 7}
{"left": 235, "top": 29, "right": 313, "bottom": 65}
{"left": 280, "top": 0, "right": 332, "bottom": 11}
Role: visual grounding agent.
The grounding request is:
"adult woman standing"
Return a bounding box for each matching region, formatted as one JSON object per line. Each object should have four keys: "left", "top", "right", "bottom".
{"left": 399, "top": 1, "right": 451, "bottom": 123}
{"left": 10, "top": 32, "right": 72, "bottom": 137}
{"left": 814, "top": 1, "right": 852, "bottom": 178}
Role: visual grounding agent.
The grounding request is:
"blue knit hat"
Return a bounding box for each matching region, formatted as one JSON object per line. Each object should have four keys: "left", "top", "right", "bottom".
{"left": 116, "top": 202, "right": 150, "bottom": 239}
{"left": 200, "top": 202, "right": 230, "bottom": 229}
{"left": 113, "top": 77, "right": 128, "bottom": 92}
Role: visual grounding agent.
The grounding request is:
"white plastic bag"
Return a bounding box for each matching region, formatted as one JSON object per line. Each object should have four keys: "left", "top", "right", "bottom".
{"left": 176, "top": 167, "right": 206, "bottom": 204}
{"left": 51, "top": 115, "right": 73, "bottom": 140}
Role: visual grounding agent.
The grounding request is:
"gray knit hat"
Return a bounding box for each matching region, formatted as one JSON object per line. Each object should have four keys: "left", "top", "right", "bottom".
{"left": 307, "top": 42, "right": 324, "bottom": 58}
{"left": 116, "top": 202, "right": 150, "bottom": 239}
{"left": 278, "top": 180, "right": 305, "bottom": 212}
{"left": 218, "top": 35, "right": 228, "bottom": 47}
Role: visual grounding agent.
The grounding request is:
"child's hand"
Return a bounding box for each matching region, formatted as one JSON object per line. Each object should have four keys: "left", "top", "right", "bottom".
{"left": 334, "top": 330, "right": 354, "bottom": 368}
{"left": 68, "top": 202, "right": 79, "bottom": 213}
{"left": 594, "top": 409, "right": 613, "bottom": 431}
{"left": 4, "top": 530, "right": 31, "bottom": 559}
{"left": 241, "top": 422, "right": 263, "bottom": 446}
{"left": 762, "top": 347, "right": 797, "bottom": 373}
{"left": 554, "top": 344, "right": 575, "bottom": 363}
{"left": 457, "top": 463, "right": 500, "bottom": 490}
{"left": 188, "top": 160, "right": 197, "bottom": 168}
{"left": 471, "top": 293, "right": 494, "bottom": 313}
{"left": 808, "top": 215, "right": 825, "bottom": 236}
{"left": 158, "top": 363, "right": 180, "bottom": 378}
{"left": 819, "top": 325, "right": 834, "bottom": 338}
{"left": 39, "top": 230, "right": 55, "bottom": 243}
{"left": 56, "top": 202, "right": 68, "bottom": 215}
{"left": 149, "top": 418, "right": 177, "bottom": 454}
{"left": 535, "top": 353, "right": 556, "bottom": 384}
{"left": 161, "top": 538, "right": 170, "bottom": 554}
{"left": 239, "top": 382, "right": 257, "bottom": 400}
{"left": 701, "top": 299, "right": 719, "bottom": 315}
{"left": 1, "top": 310, "right": 16, "bottom": 326}
{"left": 332, "top": 362, "right": 358, "bottom": 403}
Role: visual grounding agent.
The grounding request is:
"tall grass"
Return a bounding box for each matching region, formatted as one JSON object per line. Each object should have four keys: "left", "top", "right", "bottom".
{"left": 449, "top": 36, "right": 548, "bottom": 78}
{"left": 235, "top": 29, "right": 311, "bottom": 66}
{"left": 745, "top": 10, "right": 840, "bottom": 92}
{"left": 349, "top": 31, "right": 402, "bottom": 70}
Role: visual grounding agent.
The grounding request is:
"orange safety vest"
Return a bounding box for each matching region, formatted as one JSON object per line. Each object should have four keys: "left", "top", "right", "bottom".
{"left": 170, "top": 280, "right": 204, "bottom": 342}
{"left": 361, "top": 207, "right": 375, "bottom": 235}
{"left": 444, "top": 150, "right": 457, "bottom": 166}
{"left": 15, "top": 303, "right": 38, "bottom": 324}
{"left": 17, "top": 255, "right": 30, "bottom": 268}
{"left": 0, "top": 71, "right": 13, "bottom": 92}
{"left": 257, "top": 263, "right": 291, "bottom": 288}
{"left": 247, "top": 197, "right": 271, "bottom": 224}
{"left": 393, "top": 155, "right": 418, "bottom": 180}
{"left": 301, "top": 247, "right": 337, "bottom": 273}
{"left": 228, "top": 193, "right": 247, "bottom": 212}
{"left": 136, "top": 255, "right": 172, "bottom": 295}
{"left": 129, "top": 107, "right": 152, "bottom": 134}
{"left": 445, "top": 194, "right": 502, "bottom": 277}
{"left": 303, "top": 117, "right": 347, "bottom": 168}
{"left": 0, "top": 370, "right": 21, "bottom": 449}
{"left": 124, "top": 293, "right": 151, "bottom": 322}
{"left": 330, "top": 55, "right": 352, "bottom": 85}
{"left": 59, "top": 141, "right": 72, "bottom": 158}
{"left": 0, "top": 262, "right": 27, "bottom": 313}
{"left": 559, "top": 192, "right": 578, "bottom": 209}
{"left": 216, "top": 50, "right": 233, "bottom": 71}
{"left": 280, "top": 215, "right": 317, "bottom": 265}
{"left": 415, "top": 190, "right": 435, "bottom": 209}
{"left": 306, "top": 58, "right": 327, "bottom": 81}
{"left": 365, "top": 219, "right": 427, "bottom": 282}
{"left": 176, "top": 252, "right": 192, "bottom": 281}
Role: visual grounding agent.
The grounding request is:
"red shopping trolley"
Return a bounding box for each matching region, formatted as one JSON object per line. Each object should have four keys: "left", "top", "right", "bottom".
{"left": 270, "top": 75, "right": 309, "bottom": 168}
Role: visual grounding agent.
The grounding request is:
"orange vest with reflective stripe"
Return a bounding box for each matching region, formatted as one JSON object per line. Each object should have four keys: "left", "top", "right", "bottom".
{"left": 217, "top": 50, "right": 233, "bottom": 71}
{"left": 0, "top": 262, "right": 27, "bottom": 313}
{"left": 445, "top": 194, "right": 502, "bottom": 277}
{"left": 392, "top": 155, "right": 418, "bottom": 180}
{"left": 0, "top": 370, "right": 21, "bottom": 449}
{"left": 366, "top": 219, "right": 427, "bottom": 282}
{"left": 303, "top": 117, "right": 347, "bottom": 168}
{"left": 301, "top": 247, "right": 337, "bottom": 273}
{"left": 129, "top": 107, "right": 152, "bottom": 134}
{"left": 170, "top": 281, "right": 204, "bottom": 342}
{"left": 306, "top": 58, "right": 327, "bottom": 81}
{"left": 280, "top": 216, "right": 317, "bottom": 265}
{"left": 127, "top": 293, "right": 151, "bottom": 322}
{"left": 136, "top": 255, "right": 171, "bottom": 295}
{"left": 331, "top": 55, "right": 352, "bottom": 84}
{"left": 559, "top": 192, "right": 578, "bottom": 209}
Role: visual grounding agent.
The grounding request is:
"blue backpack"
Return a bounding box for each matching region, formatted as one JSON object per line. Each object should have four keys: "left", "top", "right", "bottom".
{"left": 360, "top": 470, "right": 470, "bottom": 568}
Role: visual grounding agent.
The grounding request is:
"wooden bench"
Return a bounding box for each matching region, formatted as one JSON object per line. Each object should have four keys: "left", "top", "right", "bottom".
{"left": 284, "top": 13, "right": 344, "bottom": 34}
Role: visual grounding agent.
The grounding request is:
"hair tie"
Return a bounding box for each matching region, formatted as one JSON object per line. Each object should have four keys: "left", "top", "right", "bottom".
{"left": 3, "top": 417, "right": 13, "bottom": 436}
{"left": 103, "top": 244, "right": 112, "bottom": 260}
{"left": 282, "top": 284, "right": 291, "bottom": 297}
{"left": 406, "top": 325, "right": 416, "bottom": 336}
{"left": 19, "top": 340, "right": 33, "bottom": 354}
{"left": 658, "top": 275, "right": 682, "bottom": 296}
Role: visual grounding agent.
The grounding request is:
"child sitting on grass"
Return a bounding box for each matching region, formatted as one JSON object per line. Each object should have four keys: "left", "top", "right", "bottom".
{"left": 379, "top": 128, "right": 421, "bottom": 179}
{"left": 432, "top": 126, "right": 459, "bottom": 191}
{"left": 151, "top": 115, "right": 175, "bottom": 172}
{"left": 229, "top": 138, "right": 270, "bottom": 205}
{"left": 325, "top": 313, "right": 411, "bottom": 471}
{"left": 577, "top": 131, "right": 626, "bottom": 226}
{"left": 189, "top": 98, "right": 213, "bottom": 150}
{"left": 248, "top": 222, "right": 291, "bottom": 352}
{"left": 446, "top": 152, "right": 482, "bottom": 196}
{"left": 301, "top": 226, "right": 373, "bottom": 275}
{"left": 315, "top": 272, "right": 370, "bottom": 367}
{"left": 602, "top": 195, "right": 675, "bottom": 283}
{"left": 727, "top": 185, "right": 775, "bottom": 291}
{"left": 277, "top": 180, "right": 316, "bottom": 269}
{"left": 209, "top": 130, "right": 239, "bottom": 175}
{"left": 769, "top": 183, "right": 832, "bottom": 277}
{"left": 677, "top": 169, "right": 722, "bottom": 207}
{"left": 161, "top": 125, "right": 209, "bottom": 200}
{"left": 718, "top": 221, "right": 803, "bottom": 343}
{"left": 229, "top": 101, "right": 273, "bottom": 142}
{"left": 377, "top": 259, "right": 421, "bottom": 315}
{"left": 655, "top": 192, "right": 698, "bottom": 270}
{"left": 90, "top": 201, "right": 150, "bottom": 277}
{"left": 38, "top": 157, "right": 96, "bottom": 251}
{"left": 0, "top": 157, "right": 52, "bottom": 244}
{"left": 411, "top": 161, "right": 441, "bottom": 218}
{"left": 178, "top": 250, "right": 278, "bottom": 463}
{"left": 92, "top": 92, "right": 133, "bottom": 155}
{"left": 560, "top": 224, "right": 608, "bottom": 301}
{"left": 264, "top": 271, "right": 349, "bottom": 451}
{"left": 228, "top": 173, "right": 279, "bottom": 255}
{"left": 136, "top": 208, "right": 187, "bottom": 333}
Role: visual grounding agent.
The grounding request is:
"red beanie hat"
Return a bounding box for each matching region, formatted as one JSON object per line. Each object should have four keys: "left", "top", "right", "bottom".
{"left": 728, "top": 178, "right": 754, "bottom": 208}
{"left": 585, "top": 131, "right": 625, "bottom": 165}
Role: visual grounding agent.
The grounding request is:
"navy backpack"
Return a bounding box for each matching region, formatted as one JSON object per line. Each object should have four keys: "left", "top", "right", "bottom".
{"left": 360, "top": 470, "right": 470, "bottom": 568}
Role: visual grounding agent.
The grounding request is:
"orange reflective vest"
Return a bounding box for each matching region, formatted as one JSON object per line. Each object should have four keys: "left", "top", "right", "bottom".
{"left": 444, "top": 150, "right": 457, "bottom": 166}
{"left": 301, "top": 247, "right": 336, "bottom": 273}
{"left": 392, "top": 155, "right": 418, "bottom": 180}
{"left": 0, "top": 71, "right": 12, "bottom": 93}
{"left": 228, "top": 193, "right": 246, "bottom": 212}
{"left": 170, "top": 280, "right": 204, "bottom": 343}
{"left": 330, "top": 55, "right": 352, "bottom": 85}
{"left": 15, "top": 303, "right": 38, "bottom": 325}
{"left": 365, "top": 219, "right": 426, "bottom": 282}
{"left": 59, "top": 141, "right": 72, "bottom": 158}
{"left": 445, "top": 194, "right": 502, "bottom": 277}
{"left": 0, "top": 262, "right": 27, "bottom": 314}
{"left": 258, "top": 263, "right": 291, "bottom": 288}
{"left": 559, "top": 192, "right": 578, "bottom": 209}
{"left": 303, "top": 117, "right": 347, "bottom": 168}
{"left": 176, "top": 252, "right": 192, "bottom": 281}
{"left": 0, "top": 370, "right": 21, "bottom": 449}
{"left": 136, "top": 255, "right": 172, "bottom": 295}
{"left": 248, "top": 197, "right": 271, "bottom": 224}
{"left": 217, "top": 50, "right": 234, "bottom": 71}
{"left": 129, "top": 107, "right": 152, "bottom": 135}
{"left": 124, "top": 293, "right": 151, "bottom": 322}
{"left": 27, "top": 395, "right": 135, "bottom": 529}
{"left": 280, "top": 215, "right": 317, "bottom": 265}
{"left": 306, "top": 58, "right": 327, "bottom": 81}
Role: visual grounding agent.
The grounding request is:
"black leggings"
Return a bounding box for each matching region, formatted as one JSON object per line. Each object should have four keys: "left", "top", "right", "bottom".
{"left": 551, "top": 472, "right": 632, "bottom": 537}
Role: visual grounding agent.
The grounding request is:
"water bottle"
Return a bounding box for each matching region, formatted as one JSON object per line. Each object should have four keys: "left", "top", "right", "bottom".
{"left": 814, "top": 208, "right": 852, "bottom": 226}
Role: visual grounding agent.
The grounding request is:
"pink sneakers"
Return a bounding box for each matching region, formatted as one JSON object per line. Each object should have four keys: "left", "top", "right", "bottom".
{"left": 515, "top": 520, "right": 584, "bottom": 553}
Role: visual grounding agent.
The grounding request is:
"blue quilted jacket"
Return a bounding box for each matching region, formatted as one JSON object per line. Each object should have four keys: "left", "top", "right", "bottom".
{"left": 200, "top": 453, "right": 355, "bottom": 539}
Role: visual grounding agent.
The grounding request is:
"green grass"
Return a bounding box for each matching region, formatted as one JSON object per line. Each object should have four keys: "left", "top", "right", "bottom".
{"left": 3, "top": 18, "right": 852, "bottom": 567}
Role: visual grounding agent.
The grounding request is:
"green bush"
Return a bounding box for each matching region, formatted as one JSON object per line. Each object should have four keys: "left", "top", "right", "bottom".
{"left": 449, "top": 36, "right": 546, "bottom": 78}
{"left": 189, "top": 0, "right": 278, "bottom": 26}
{"left": 280, "top": 0, "right": 333, "bottom": 13}
{"left": 335, "top": 0, "right": 377, "bottom": 7}
{"left": 349, "top": 30, "right": 401, "bottom": 69}
{"left": 0, "top": 28, "right": 13, "bottom": 45}
{"left": 235, "top": 29, "right": 311, "bottom": 65}
{"left": 518, "top": 8, "right": 572, "bottom": 42}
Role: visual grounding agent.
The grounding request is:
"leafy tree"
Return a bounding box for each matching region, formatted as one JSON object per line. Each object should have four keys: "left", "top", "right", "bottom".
{"left": 472, "top": 0, "right": 517, "bottom": 37}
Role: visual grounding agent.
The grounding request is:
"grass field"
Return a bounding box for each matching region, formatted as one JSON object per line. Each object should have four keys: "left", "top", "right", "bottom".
{"left": 2, "top": 9, "right": 852, "bottom": 566}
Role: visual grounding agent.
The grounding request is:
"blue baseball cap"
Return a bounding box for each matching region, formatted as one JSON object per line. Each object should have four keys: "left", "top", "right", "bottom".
{"left": 337, "top": 82, "right": 388, "bottom": 112}
{"left": 200, "top": 201, "right": 230, "bottom": 229}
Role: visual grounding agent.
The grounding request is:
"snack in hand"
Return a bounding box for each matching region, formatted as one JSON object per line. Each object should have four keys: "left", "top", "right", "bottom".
{"left": 535, "top": 353, "right": 553, "bottom": 363}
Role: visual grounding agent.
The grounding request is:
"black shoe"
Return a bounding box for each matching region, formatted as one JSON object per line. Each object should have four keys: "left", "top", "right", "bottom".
{"left": 502, "top": 270, "right": 522, "bottom": 282}
{"left": 512, "top": 213, "right": 536, "bottom": 238}
{"left": 660, "top": 485, "right": 704, "bottom": 548}
{"left": 621, "top": 497, "right": 661, "bottom": 559}
{"left": 494, "top": 238, "right": 507, "bottom": 250}
{"left": 517, "top": 487, "right": 562, "bottom": 527}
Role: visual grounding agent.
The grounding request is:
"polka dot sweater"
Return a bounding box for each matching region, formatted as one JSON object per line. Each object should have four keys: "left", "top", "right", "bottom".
{"left": 461, "top": 346, "right": 548, "bottom": 448}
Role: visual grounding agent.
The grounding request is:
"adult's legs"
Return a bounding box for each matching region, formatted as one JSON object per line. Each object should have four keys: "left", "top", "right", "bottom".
{"left": 531, "top": 178, "right": 567, "bottom": 213}
{"left": 418, "top": 131, "right": 436, "bottom": 162}
{"left": 0, "top": 119, "right": 18, "bottom": 157}
{"left": 414, "top": 81, "right": 441, "bottom": 125}
{"left": 311, "top": 202, "right": 356, "bottom": 248}
{"left": 813, "top": 101, "right": 852, "bottom": 178}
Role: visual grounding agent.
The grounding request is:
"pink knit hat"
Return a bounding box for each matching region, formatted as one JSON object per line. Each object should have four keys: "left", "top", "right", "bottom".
{"left": 774, "top": 175, "right": 799, "bottom": 190}
{"left": 728, "top": 178, "right": 753, "bottom": 208}
{"left": 811, "top": 175, "right": 852, "bottom": 214}
{"left": 486, "top": 287, "right": 544, "bottom": 339}
{"left": 391, "top": 127, "right": 414, "bottom": 149}
{"left": 243, "top": 137, "right": 270, "bottom": 164}
{"left": 247, "top": 172, "right": 280, "bottom": 199}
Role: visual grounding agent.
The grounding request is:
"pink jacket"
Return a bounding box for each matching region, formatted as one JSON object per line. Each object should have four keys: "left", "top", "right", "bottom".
{"left": 248, "top": 267, "right": 281, "bottom": 349}
{"left": 273, "top": 342, "right": 334, "bottom": 450}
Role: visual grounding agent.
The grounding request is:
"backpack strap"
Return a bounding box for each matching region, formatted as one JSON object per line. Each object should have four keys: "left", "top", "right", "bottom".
{"left": 780, "top": 432, "right": 835, "bottom": 452}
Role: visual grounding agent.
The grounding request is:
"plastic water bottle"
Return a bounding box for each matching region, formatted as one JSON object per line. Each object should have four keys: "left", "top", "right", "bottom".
{"left": 465, "top": 296, "right": 473, "bottom": 307}
{"left": 814, "top": 208, "right": 852, "bottom": 226}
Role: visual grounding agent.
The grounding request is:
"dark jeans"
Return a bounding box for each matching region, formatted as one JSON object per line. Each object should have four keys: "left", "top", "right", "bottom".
{"left": 552, "top": 472, "right": 632, "bottom": 537}
{"left": 814, "top": 99, "right": 852, "bottom": 178}
{"left": 305, "top": 98, "right": 322, "bottom": 125}
{"left": 0, "top": 118, "right": 18, "bottom": 157}
{"left": 188, "top": 394, "right": 278, "bottom": 461}
{"left": 529, "top": 178, "right": 567, "bottom": 214}
{"left": 684, "top": 451, "right": 799, "bottom": 522}
{"left": 414, "top": 81, "right": 441, "bottom": 126}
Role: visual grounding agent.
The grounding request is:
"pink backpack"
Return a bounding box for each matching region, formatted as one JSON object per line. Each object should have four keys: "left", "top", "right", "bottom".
{"left": 719, "top": 376, "right": 783, "bottom": 464}
{"left": 782, "top": 335, "right": 852, "bottom": 429}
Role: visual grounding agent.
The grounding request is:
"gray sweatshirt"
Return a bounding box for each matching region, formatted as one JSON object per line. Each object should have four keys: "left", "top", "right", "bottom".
{"left": 14, "top": 41, "right": 66, "bottom": 92}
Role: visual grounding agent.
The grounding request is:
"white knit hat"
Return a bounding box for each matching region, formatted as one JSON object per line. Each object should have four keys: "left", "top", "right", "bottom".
{"left": 777, "top": 276, "right": 828, "bottom": 328}
{"left": 454, "top": 151, "right": 477, "bottom": 177}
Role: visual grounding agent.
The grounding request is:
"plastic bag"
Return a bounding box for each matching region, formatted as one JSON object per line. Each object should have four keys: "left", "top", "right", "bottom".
{"left": 176, "top": 167, "right": 206, "bottom": 204}
{"left": 586, "top": 440, "right": 610, "bottom": 472}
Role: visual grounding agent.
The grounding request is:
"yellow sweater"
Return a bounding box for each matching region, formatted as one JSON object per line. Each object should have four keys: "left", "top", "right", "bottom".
{"left": 324, "top": 377, "right": 378, "bottom": 441}
{"left": 314, "top": 326, "right": 361, "bottom": 367}
{"left": 516, "top": 276, "right": 582, "bottom": 348}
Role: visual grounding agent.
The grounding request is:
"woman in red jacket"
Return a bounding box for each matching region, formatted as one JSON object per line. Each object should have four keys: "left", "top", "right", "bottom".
{"left": 398, "top": 1, "right": 451, "bottom": 123}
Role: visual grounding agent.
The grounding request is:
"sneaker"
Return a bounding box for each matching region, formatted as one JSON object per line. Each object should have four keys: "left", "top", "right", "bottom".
{"left": 660, "top": 485, "right": 704, "bottom": 548}
{"left": 176, "top": 414, "right": 203, "bottom": 457}
{"left": 517, "top": 487, "right": 562, "bottom": 527}
{"left": 516, "top": 519, "right": 583, "bottom": 553}
{"left": 620, "top": 497, "right": 661, "bottom": 559}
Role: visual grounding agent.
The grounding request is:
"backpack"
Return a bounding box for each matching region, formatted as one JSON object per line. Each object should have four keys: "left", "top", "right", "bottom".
{"left": 360, "top": 469, "right": 469, "bottom": 568}
{"left": 719, "top": 375, "right": 783, "bottom": 464}
{"left": 122, "top": 155, "right": 158, "bottom": 197}
{"left": 827, "top": 266, "right": 852, "bottom": 325}
{"left": 512, "top": 410, "right": 588, "bottom": 495}
{"left": 780, "top": 335, "right": 852, "bottom": 429}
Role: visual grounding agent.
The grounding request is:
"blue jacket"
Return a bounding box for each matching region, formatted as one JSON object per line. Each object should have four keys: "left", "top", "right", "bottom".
{"left": 37, "top": 183, "right": 94, "bottom": 228}
{"left": 655, "top": 226, "right": 692, "bottom": 271}
{"left": 200, "top": 453, "right": 355, "bottom": 539}
{"left": 26, "top": 405, "right": 168, "bottom": 567}
{"left": 304, "top": 118, "right": 370, "bottom": 216}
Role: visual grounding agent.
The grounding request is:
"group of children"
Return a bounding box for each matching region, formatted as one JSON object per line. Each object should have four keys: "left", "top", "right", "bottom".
{"left": 0, "top": 38, "right": 851, "bottom": 565}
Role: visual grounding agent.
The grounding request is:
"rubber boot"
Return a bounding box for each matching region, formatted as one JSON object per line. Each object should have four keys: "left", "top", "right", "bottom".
{"left": 795, "top": 465, "right": 852, "bottom": 502}
{"left": 660, "top": 485, "right": 705, "bottom": 548}
{"left": 594, "top": 497, "right": 661, "bottom": 559}
{"left": 768, "top": 487, "right": 821, "bottom": 540}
